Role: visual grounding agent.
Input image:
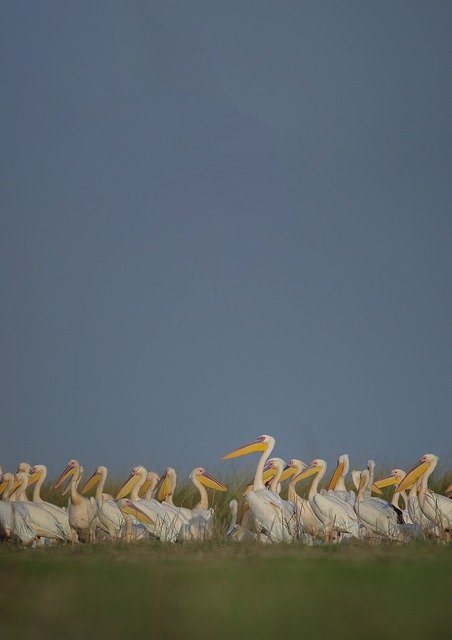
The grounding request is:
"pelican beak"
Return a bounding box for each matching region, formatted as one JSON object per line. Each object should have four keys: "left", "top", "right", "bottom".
{"left": 292, "top": 463, "right": 320, "bottom": 483}
{"left": 82, "top": 472, "right": 101, "bottom": 495}
{"left": 222, "top": 438, "right": 267, "bottom": 460}
{"left": 138, "top": 478, "right": 152, "bottom": 498}
{"left": 198, "top": 470, "right": 227, "bottom": 492}
{"left": 0, "top": 479, "right": 9, "bottom": 495}
{"left": 373, "top": 473, "right": 400, "bottom": 491}
{"left": 54, "top": 464, "right": 76, "bottom": 490}
{"left": 326, "top": 461, "right": 345, "bottom": 491}
{"left": 155, "top": 473, "right": 171, "bottom": 501}
{"left": 27, "top": 471, "right": 40, "bottom": 487}
{"left": 10, "top": 479, "right": 21, "bottom": 493}
{"left": 396, "top": 460, "right": 430, "bottom": 493}
{"left": 116, "top": 473, "right": 141, "bottom": 500}
{"left": 262, "top": 467, "right": 277, "bottom": 484}
{"left": 371, "top": 484, "right": 384, "bottom": 495}
{"left": 280, "top": 465, "right": 296, "bottom": 482}
{"left": 120, "top": 500, "right": 155, "bottom": 526}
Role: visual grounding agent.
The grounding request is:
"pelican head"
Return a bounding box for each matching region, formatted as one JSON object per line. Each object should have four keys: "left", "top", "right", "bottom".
{"left": 54, "top": 459, "right": 80, "bottom": 489}
{"left": 190, "top": 467, "right": 227, "bottom": 492}
{"left": 223, "top": 435, "right": 274, "bottom": 460}
{"left": 396, "top": 454, "right": 439, "bottom": 493}
{"left": 17, "top": 462, "right": 32, "bottom": 474}
{"left": 292, "top": 458, "right": 326, "bottom": 483}
{"left": 117, "top": 499, "right": 156, "bottom": 526}
{"left": 0, "top": 472, "right": 15, "bottom": 496}
{"left": 280, "top": 459, "right": 307, "bottom": 482}
{"left": 82, "top": 466, "right": 107, "bottom": 495}
{"left": 115, "top": 466, "right": 147, "bottom": 500}
{"left": 28, "top": 465, "right": 46, "bottom": 487}
{"left": 373, "top": 468, "right": 406, "bottom": 493}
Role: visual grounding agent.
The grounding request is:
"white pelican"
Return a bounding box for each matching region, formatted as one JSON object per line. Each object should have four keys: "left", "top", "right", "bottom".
{"left": 116, "top": 466, "right": 185, "bottom": 541}
{"left": 82, "top": 466, "right": 128, "bottom": 540}
{"left": 155, "top": 467, "right": 193, "bottom": 521}
{"left": 373, "top": 468, "right": 410, "bottom": 518}
{"left": 27, "top": 465, "right": 72, "bottom": 538}
{"left": 54, "top": 460, "right": 96, "bottom": 542}
{"left": 397, "top": 454, "right": 452, "bottom": 535}
{"left": 292, "top": 459, "right": 360, "bottom": 539}
{"left": 0, "top": 472, "right": 15, "bottom": 540}
{"left": 325, "top": 454, "right": 356, "bottom": 504}
{"left": 10, "top": 471, "right": 72, "bottom": 545}
{"left": 223, "top": 435, "right": 294, "bottom": 542}
{"left": 354, "top": 469, "right": 410, "bottom": 540}
{"left": 280, "top": 459, "right": 324, "bottom": 540}
{"left": 177, "top": 467, "right": 227, "bottom": 541}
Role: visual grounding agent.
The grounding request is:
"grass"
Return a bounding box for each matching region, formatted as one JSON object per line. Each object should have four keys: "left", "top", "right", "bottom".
{"left": 1, "top": 540, "right": 450, "bottom": 640}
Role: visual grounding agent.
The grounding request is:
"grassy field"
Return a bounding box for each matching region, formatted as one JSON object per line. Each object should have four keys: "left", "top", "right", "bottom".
{"left": 1, "top": 541, "right": 450, "bottom": 640}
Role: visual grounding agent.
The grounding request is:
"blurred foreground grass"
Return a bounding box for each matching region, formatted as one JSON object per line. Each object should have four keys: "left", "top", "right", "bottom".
{"left": 1, "top": 541, "right": 450, "bottom": 640}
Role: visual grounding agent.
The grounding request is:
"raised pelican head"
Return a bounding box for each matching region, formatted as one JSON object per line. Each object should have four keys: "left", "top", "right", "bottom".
{"left": 54, "top": 459, "right": 80, "bottom": 489}
{"left": 223, "top": 434, "right": 275, "bottom": 460}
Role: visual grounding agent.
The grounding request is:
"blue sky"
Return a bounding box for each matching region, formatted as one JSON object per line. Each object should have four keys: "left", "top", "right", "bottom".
{"left": 1, "top": 2, "right": 451, "bottom": 479}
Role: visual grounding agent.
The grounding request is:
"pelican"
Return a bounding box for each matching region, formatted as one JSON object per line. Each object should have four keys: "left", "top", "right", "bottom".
{"left": 26, "top": 465, "right": 71, "bottom": 537}
{"left": 292, "top": 459, "right": 360, "bottom": 539}
{"left": 116, "top": 466, "right": 185, "bottom": 541}
{"left": 156, "top": 467, "right": 193, "bottom": 521}
{"left": 54, "top": 460, "right": 96, "bottom": 542}
{"left": 82, "top": 466, "right": 128, "bottom": 540}
{"left": 177, "top": 467, "right": 227, "bottom": 541}
{"left": 223, "top": 435, "right": 294, "bottom": 542}
{"left": 0, "top": 473, "right": 15, "bottom": 540}
{"left": 396, "top": 454, "right": 452, "bottom": 535}
{"left": 326, "top": 454, "right": 356, "bottom": 504}
{"left": 280, "top": 459, "right": 324, "bottom": 540}
{"left": 354, "top": 469, "right": 411, "bottom": 540}
{"left": 10, "top": 471, "right": 72, "bottom": 545}
{"left": 373, "top": 468, "right": 410, "bottom": 518}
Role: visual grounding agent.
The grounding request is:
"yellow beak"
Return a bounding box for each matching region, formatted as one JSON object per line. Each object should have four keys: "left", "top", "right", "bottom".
{"left": 27, "top": 471, "right": 41, "bottom": 487}
{"left": 198, "top": 470, "right": 227, "bottom": 492}
{"left": 292, "top": 464, "right": 320, "bottom": 484}
{"left": 0, "top": 479, "right": 9, "bottom": 496}
{"left": 54, "top": 465, "right": 76, "bottom": 490}
{"left": 223, "top": 439, "right": 267, "bottom": 460}
{"left": 120, "top": 501, "right": 155, "bottom": 526}
{"left": 116, "top": 474, "right": 140, "bottom": 500}
{"left": 371, "top": 483, "right": 384, "bottom": 495}
{"left": 326, "top": 461, "right": 345, "bottom": 491}
{"left": 279, "top": 466, "right": 296, "bottom": 482}
{"left": 82, "top": 472, "right": 101, "bottom": 495}
{"left": 396, "top": 460, "right": 430, "bottom": 493}
{"left": 138, "top": 478, "right": 153, "bottom": 498}
{"left": 156, "top": 473, "right": 172, "bottom": 501}
{"left": 373, "top": 473, "right": 400, "bottom": 493}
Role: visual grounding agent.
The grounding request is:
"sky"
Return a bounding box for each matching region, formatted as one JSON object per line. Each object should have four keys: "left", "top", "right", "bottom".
{"left": 1, "top": 1, "right": 451, "bottom": 480}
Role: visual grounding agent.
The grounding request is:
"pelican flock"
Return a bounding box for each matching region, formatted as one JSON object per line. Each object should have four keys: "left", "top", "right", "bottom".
{"left": 0, "top": 436, "right": 450, "bottom": 546}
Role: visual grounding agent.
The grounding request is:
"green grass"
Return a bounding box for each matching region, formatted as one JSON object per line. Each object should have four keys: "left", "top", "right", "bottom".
{"left": 1, "top": 541, "right": 450, "bottom": 640}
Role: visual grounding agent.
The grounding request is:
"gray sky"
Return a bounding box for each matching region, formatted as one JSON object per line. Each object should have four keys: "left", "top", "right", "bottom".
{"left": 1, "top": 1, "right": 451, "bottom": 479}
